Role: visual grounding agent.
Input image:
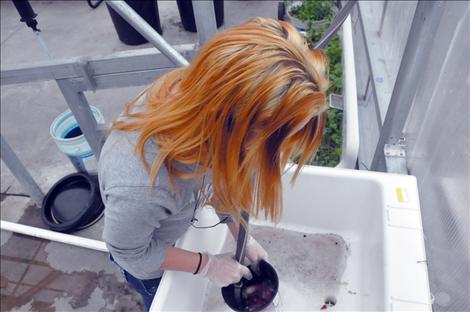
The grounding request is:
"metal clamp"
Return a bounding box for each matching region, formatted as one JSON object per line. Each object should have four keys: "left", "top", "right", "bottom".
{"left": 384, "top": 140, "right": 407, "bottom": 174}
{"left": 74, "top": 59, "right": 96, "bottom": 92}
{"left": 329, "top": 93, "right": 344, "bottom": 110}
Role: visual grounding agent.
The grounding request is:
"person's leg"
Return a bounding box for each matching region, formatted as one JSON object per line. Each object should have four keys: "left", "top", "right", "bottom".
{"left": 109, "top": 255, "right": 161, "bottom": 311}
{"left": 123, "top": 270, "right": 161, "bottom": 311}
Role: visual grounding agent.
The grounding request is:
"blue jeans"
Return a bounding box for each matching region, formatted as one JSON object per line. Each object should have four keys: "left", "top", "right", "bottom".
{"left": 124, "top": 270, "right": 161, "bottom": 311}
{"left": 110, "top": 255, "right": 161, "bottom": 311}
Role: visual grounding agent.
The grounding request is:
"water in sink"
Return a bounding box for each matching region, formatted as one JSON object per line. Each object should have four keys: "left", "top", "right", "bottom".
{"left": 202, "top": 225, "right": 350, "bottom": 311}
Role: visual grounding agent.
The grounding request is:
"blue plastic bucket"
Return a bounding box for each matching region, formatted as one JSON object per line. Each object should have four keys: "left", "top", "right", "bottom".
{"left": 50, "top": 106, "right": 104, "bottom": 173}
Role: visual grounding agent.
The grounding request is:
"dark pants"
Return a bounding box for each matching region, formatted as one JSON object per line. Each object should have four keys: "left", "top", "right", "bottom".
{"left": 124, "top": 270, "right": 161, "bottom": 311}
{"left": 110, "top": 255, "right": 161, "bottom": 311}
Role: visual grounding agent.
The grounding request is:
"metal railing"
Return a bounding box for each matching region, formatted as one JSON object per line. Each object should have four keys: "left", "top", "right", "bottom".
{"left": 0, "top": 1, "right": 359, "bottom": 250}
{"left": 1, "top": 43, "right": 197, "bottom": 202}
{"left": 0, "top": 0, "right": 197, "bottom": 251}
{"left": 370, "top": 1, "right": 444, "bottom": 171}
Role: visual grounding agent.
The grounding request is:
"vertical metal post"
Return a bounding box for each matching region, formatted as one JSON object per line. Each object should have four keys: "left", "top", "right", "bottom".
{"left": 192, "top": 0, "right": 218, "bottom": 45}
{"left": 56, "top": 79, "right": 104, "bottom": 159}
{"left": 1, "top": 135, "right": 44, "bottom": 206}
{"left": 105, "top": 0, "right": 189, "bottom": 67}
{"left": 370, "top": 1, "right": 444, "bottom": 171}
{"left": 378, "top": 1, "right": 389, "bottom": 36}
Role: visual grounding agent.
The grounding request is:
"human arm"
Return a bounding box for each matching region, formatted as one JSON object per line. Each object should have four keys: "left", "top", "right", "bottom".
{"left": 160, "top": 245, "right": 208, "bottom": 273}
{"left": 103, "top": 186, "right": 250, "bottom": 285}
{"left": 161, "top": 246, "right": 253, "bottom": 287}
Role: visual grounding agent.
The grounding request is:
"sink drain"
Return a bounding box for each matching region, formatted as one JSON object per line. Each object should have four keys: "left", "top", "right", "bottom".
{"left": 320, "top": 296, "right": 337, "bottom": 310}
{"left": 325, "top": 296, "right": 337, "bottom": 306}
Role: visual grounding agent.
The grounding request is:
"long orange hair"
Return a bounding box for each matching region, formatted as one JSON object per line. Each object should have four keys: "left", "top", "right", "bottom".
{"left": 112, "top": 17, "right": 329, "bottom": 221}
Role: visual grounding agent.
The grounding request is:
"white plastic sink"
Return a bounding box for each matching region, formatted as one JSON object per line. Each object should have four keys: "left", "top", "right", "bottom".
{"left": 150, "top": 13, "right": 430, "bottom": 312}
{"left": 151, "top": 166, "right": 432, "bottom": 311}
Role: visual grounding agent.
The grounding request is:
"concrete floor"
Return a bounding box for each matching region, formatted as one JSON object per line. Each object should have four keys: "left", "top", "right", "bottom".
{"left": 0, "top": 1, "right": 277, "bottom": 311}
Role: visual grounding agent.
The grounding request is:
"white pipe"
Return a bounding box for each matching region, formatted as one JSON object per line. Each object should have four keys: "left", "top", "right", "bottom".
{"left": 337, "top": 15, "right": 360, "bottom": 169}
{"left": 0, "top": 220, "right": 108, "bottom": 252}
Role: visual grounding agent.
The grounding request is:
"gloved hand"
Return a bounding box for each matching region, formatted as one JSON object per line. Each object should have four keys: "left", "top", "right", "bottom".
{"left": 198, "top": 253, "right": 253, "bottom": 287}
{"left": 245, "top": 235, "right": 269, "bottom": 265}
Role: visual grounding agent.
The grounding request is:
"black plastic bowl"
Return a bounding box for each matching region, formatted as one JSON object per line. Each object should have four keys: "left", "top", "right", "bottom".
{"left": 221, "top": 260, "right": 279, "bottom": 312}
{"left": 41, "top": 173, "right": 103, "bottom": 233}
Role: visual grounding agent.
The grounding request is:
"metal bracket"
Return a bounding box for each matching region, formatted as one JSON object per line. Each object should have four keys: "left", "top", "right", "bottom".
{"left": 384, "top": 140, "right": 407, "bottom": 174}
{"left": 74, "top": 59, "right": 96, "bottom": 92}
{"left": 329, "top": 93, "right": 344, "bottom": 110}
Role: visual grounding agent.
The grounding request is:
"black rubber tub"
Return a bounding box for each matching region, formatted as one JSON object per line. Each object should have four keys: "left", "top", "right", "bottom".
{"left": 41, "top": 172, "right": 103, "bottom": 233}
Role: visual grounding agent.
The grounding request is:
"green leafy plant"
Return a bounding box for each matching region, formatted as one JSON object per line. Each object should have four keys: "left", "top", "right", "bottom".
{"left": 289, "top": 0, "right": 335, "bottom": 22}
{"left": 290, "top": 0, "right": 344, "bottom": 167}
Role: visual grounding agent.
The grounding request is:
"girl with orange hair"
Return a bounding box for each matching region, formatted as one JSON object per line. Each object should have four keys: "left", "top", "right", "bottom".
{"left": 98, "top": 17, "right": 329, "bottom": 310}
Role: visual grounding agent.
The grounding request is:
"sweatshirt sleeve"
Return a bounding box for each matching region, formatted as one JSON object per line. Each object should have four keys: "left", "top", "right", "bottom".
{"left": 102, "top": 185, "right": 177, "bottom": 279}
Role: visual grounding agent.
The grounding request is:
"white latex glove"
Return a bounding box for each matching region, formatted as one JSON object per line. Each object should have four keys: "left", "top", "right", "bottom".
{"left": 246, "top": 235, "right": 269, "bottom": 265}
{"left": 198, "top": 253, "right": 253, "bottom": 287}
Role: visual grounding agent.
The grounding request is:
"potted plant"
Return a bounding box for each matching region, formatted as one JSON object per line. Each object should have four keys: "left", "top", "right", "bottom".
{"left": 281, "top": 0, "right": 344, "bottom": 167}
{"left": 279, "top": 0, "right": 335, "bottom": 34}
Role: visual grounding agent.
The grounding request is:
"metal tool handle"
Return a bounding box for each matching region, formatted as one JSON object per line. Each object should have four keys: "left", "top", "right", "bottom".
{"left": 315, "top": 0, "right": 357, "bottom": 49}
{"left": 235, "top": 211, "right": 250, "bottom": 264}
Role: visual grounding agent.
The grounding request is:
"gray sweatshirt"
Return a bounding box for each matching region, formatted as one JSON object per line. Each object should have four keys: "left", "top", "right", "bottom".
{"left": 98, "top": 130, "right": 215, "bottom": 279}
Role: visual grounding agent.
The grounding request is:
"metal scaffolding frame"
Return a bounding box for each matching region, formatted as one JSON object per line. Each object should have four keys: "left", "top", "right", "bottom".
{"left": 0, "top": 0, "right": 198, "bottom": 251}
{"left": 0, "top": 1, "right": 360, "bottom": 250}
{"left": 1, "top": 2, "right": 461, "bottom": 310}
{"left": 370, "top": 1, "right": 444, "bottom": 172}
{"left": 1, "top": 43, "right": 197, "bottom": 200}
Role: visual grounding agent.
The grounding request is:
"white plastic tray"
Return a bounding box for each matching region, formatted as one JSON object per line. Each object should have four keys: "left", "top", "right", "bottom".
{"left": 151, "top": 166, "right": 432, "bottom": 311}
